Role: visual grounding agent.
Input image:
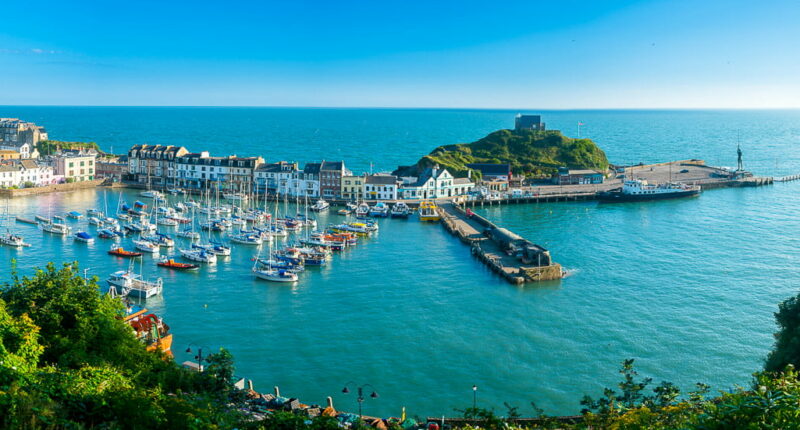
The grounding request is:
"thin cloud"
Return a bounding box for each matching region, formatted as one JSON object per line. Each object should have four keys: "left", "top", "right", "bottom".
{"left": 0, "top": 48, "right": 60, "bottom": 55}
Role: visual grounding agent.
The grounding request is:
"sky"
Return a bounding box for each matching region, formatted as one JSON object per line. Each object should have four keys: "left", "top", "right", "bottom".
{"left": 0, "top": 0, "right": 798, "bottom": 108}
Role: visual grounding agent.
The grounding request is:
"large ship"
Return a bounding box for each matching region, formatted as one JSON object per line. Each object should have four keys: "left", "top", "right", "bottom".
{"left": 598, "top": 179, "right": 700, "bottom": 202}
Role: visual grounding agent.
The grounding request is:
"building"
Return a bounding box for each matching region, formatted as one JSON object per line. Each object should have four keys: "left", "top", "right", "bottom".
{"left": 514, "top": 114, "right": 545, "bottom": 131}
{"left": 173, "top": 152, "right": 263, "bottom": 191}
{"left": 553, "top": 167, "right": 604, "bottom": 185}
{"left": 0, "top": 150, "right": 21, "bottom": 160}
{"left": 399, "top": 166, "right": 474, "bottom": 199}
{"left": 294, "top": 163, "right": 321, "bottom": 198}
{"left": 52, "top": 150, "right": 97, "bottom": 182}
{"left": 466, "top": 163, "right": 511, "bottom": 182}
{"left": 0, "top": 118, "right": 48, "bottom": 157}
{"left": 128, "top": 144, "right": 189, "bottom": 187}
{"left": 254, "top": 161, "right": 299, "bottom": 195}
{"left": 341, "top": 174, "right": 365, "bottom": 201}
{"left": 0, "top": 160, "right": 55, "bottom": 188}
{"left": 364, "top": 174, "right": 399, "bottom": 200}
{"left": 96, "top": 155, "right": 129, "bottom": 181}
{"left": 319, "top": 161, "right": 350, "bottom": 199}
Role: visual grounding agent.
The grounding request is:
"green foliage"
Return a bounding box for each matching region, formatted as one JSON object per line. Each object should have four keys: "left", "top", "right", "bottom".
{"left": 0, "top": 262, "right": 248, "bottom": 429}
{"left": 397, "top": 129, "right": 609, "bottom": 179}
{"left": 36, "top": 140, "right": 100, "bottom": 157}
{"left": 21, "top": 181, "right": 35, "bottom": 188}
{"left": 65, "top": 177, "right": 75, "bottom": 183}
{"left": 766, "top": 291, "right": 800, "bottom": 372}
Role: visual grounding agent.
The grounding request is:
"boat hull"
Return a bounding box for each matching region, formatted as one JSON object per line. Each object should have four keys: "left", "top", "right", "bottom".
{"left": 597, "top": 189, "right": 700, "bottom": 203}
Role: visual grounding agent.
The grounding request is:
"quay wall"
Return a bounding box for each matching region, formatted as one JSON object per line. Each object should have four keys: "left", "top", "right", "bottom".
{"left": 0, "top": 179, "right": 107, "bottom": 198}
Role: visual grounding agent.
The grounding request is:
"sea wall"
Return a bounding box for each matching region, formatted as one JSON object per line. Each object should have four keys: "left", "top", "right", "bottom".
{"left": 0, "top": 179, "right": 106, "bottom": 198}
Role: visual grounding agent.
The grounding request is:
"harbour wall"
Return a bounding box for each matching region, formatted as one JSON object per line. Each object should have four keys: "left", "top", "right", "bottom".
{"left": 0, "top": 179, "right": 108, "bottom": 198}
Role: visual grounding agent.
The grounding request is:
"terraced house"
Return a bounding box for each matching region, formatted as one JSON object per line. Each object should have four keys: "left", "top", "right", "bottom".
{"left": 0, "top": 160, "right": 55, "bottom": 188}
{"left": 127, "top": 144, "right": 189, "bottom": 187}
{"left": 52, "top": 149, "right": 97, "bottom": 182}
{"left": 174, "top": 152, "right": 263, "bottom": 191}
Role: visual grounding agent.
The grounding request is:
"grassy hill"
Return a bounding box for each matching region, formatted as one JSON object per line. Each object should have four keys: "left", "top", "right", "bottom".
{"left": 394, "top": 129, "right": 609, "bottom": 179}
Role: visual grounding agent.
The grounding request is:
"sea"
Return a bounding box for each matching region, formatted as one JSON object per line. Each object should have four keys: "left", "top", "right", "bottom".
{"left": 1, "top": 106, "right": 799, "bottom": 419}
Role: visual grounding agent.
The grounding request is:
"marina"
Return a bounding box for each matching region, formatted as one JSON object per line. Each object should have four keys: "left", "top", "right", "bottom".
{"left": 1, "top": 108, "right": 800, "bottom": 418}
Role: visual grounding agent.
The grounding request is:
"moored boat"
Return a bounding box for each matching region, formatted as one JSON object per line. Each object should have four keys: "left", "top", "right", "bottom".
{"left": 157, "top": 257, "right": 200, "bottom": 271}
{"left": 73, "top": 231, "right": 94, "bottom": 243}
{"left": 597, "top": 179, "right": 701, "bottom": 202}
{"left": 179, "top": 248, "right": 217, "bottom": 264}
{"left": 107, "top": 269, "right": 163, "bottom": 299}
{"left": 0, "top": 232, "right": 30, "bottom": 247}
{"left": 418, "top": 200, "right": 440, "bottom": 222}
{"left": 108, "top": 246, "right": 143, "bottom": 257}
{"left": 310, "top": 199, "right": 330, "bottom": 212}
{"left": 67, "top": 211, "right": 83, "bottom": 220}
{"left": 369, "top": 202, "right": 390, "bottom": 217}
{"left": 390, "top": 202, "right": 410, "bottom": 218}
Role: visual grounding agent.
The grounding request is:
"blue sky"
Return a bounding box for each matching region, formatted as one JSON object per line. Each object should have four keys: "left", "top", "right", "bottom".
{"left": 0, "top": 0, "right": 798, "bottom": 108}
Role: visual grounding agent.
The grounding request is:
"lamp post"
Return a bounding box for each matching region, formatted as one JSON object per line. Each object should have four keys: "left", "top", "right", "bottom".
{"left": 186, "top": 343, "right": 210, "bottom": 372}
{"left": 342, "top": 382, "right": 379, "bottom": 418}
{"left": 472, "top": 385, "right": 478, "bottom": 409}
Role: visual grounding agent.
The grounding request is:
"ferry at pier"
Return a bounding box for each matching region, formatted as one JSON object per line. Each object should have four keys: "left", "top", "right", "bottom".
{"left": 598, "top": 179, "right": 700, "bottom": 202}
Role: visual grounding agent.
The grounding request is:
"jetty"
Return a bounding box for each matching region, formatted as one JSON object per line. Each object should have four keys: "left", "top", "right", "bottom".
{"left": 438, "top": 202, "right": 563, "bottom": 284}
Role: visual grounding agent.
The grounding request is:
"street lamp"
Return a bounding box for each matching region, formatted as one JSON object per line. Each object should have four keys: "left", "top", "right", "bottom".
{"left": 185, "top": 343, "right": 210, "bottom": 372}
{"left": 473, "top": 385, "right": 478, "bottom": 409}
{"left": 342, "top": 382, "right": 379, "bottom": 418}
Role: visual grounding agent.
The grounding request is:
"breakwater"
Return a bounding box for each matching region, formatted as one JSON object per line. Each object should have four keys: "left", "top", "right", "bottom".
{"left": 438, "top": 202, "right": 563, "bottom": 284}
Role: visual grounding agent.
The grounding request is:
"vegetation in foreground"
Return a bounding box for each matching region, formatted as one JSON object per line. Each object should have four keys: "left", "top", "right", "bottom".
{"left": 393, "top": 129, "right": 609, "bottom": 180}
{"left": 3, "top": 261, "right": 800, "bottom": 429}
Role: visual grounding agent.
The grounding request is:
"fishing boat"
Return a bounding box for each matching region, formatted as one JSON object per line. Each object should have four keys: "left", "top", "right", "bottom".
{"left": 67, "top": 211, "right": 83, "bottom": 220}
{"left": 73, "top": 231, "right": 94, "bottom": 243}
{"left": 157, "top": 257, "right": 199, "bottom": 271}
{"left": 179, "top": 248, "right": 217, "bottom": 264}
{"left": 0, "top": 231, "right": 30, "bottom": 247}
{"left": 120, "top": 306, "right": 172, "bottom": 355}
{"left": 355, "top": 202, "right": 370, "bottom": 218}
{"left": 418, "top": 200, "right": 440, "bottom": 222}
{"left": 369, "top": 202, "right": 390, "bottom": 217}
{"left": 108, "top": 246, "right": 143, "bottom": 257}
{"left": 310, "top": 199, "right": 330, "bottom": 212}
{"left": 134, "top": 239, "right": 160, "bottom": 254}
{"left": 597, "top": 179, "right": 701, "bottom": 202}
{"left": 106, "top": 268, "right": 163, "bottom": 299}
{"left": 390, "top": 202, "right": 410, "bottom": 218}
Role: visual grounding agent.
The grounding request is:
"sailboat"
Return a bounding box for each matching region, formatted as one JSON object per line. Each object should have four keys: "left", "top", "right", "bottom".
{"left": 0, "top": 200, "right": 30, "bottom": 247}
{"left": 40, "top": 205, "right": 71, "bottom": 235}
{"left": 252, "top": 239, "right": 298, "bottom": 282}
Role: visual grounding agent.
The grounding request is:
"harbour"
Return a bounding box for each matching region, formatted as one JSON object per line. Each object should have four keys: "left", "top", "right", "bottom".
{"left": 1, "top": 107, "right": 800, "bottom": 419}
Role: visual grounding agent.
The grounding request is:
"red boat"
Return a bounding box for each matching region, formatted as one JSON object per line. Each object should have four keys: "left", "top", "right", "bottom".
{"left": 108, "top": 247, "right": 143, "bottom": 257}
{"left": 157, "top": 258, "right": 199, "bottom": 270}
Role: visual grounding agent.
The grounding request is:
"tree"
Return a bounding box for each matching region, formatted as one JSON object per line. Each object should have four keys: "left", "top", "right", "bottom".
{"left": 766, "top": 292, "right": 800, "bottom": 372}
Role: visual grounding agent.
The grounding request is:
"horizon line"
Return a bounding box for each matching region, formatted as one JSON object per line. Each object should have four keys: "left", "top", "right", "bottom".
{"left": 1, "top": 104, "right": 800, "bottom": 111}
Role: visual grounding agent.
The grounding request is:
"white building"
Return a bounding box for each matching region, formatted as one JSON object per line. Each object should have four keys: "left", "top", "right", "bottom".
{"left": 0, "top": 160, "right": 55, "bottom": 188}
{"left": 399, "top": 166, "right": 474, "bottom": 199}
{"left": 128, "top": 144, "right": 189, "bottom": 187}
{"left": 52, "top": 150, "right": 97, "bottom": 182}
{"left": 254, "top": 161, "right": 298, "bottom": 195}
{"left": 364, "top": 174, "right": 399, "bottom": 200}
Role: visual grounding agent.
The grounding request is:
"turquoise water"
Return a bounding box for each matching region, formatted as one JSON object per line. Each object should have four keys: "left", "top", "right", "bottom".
{"left": 1, "top": 107, "right": 800, "bottom": 418}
